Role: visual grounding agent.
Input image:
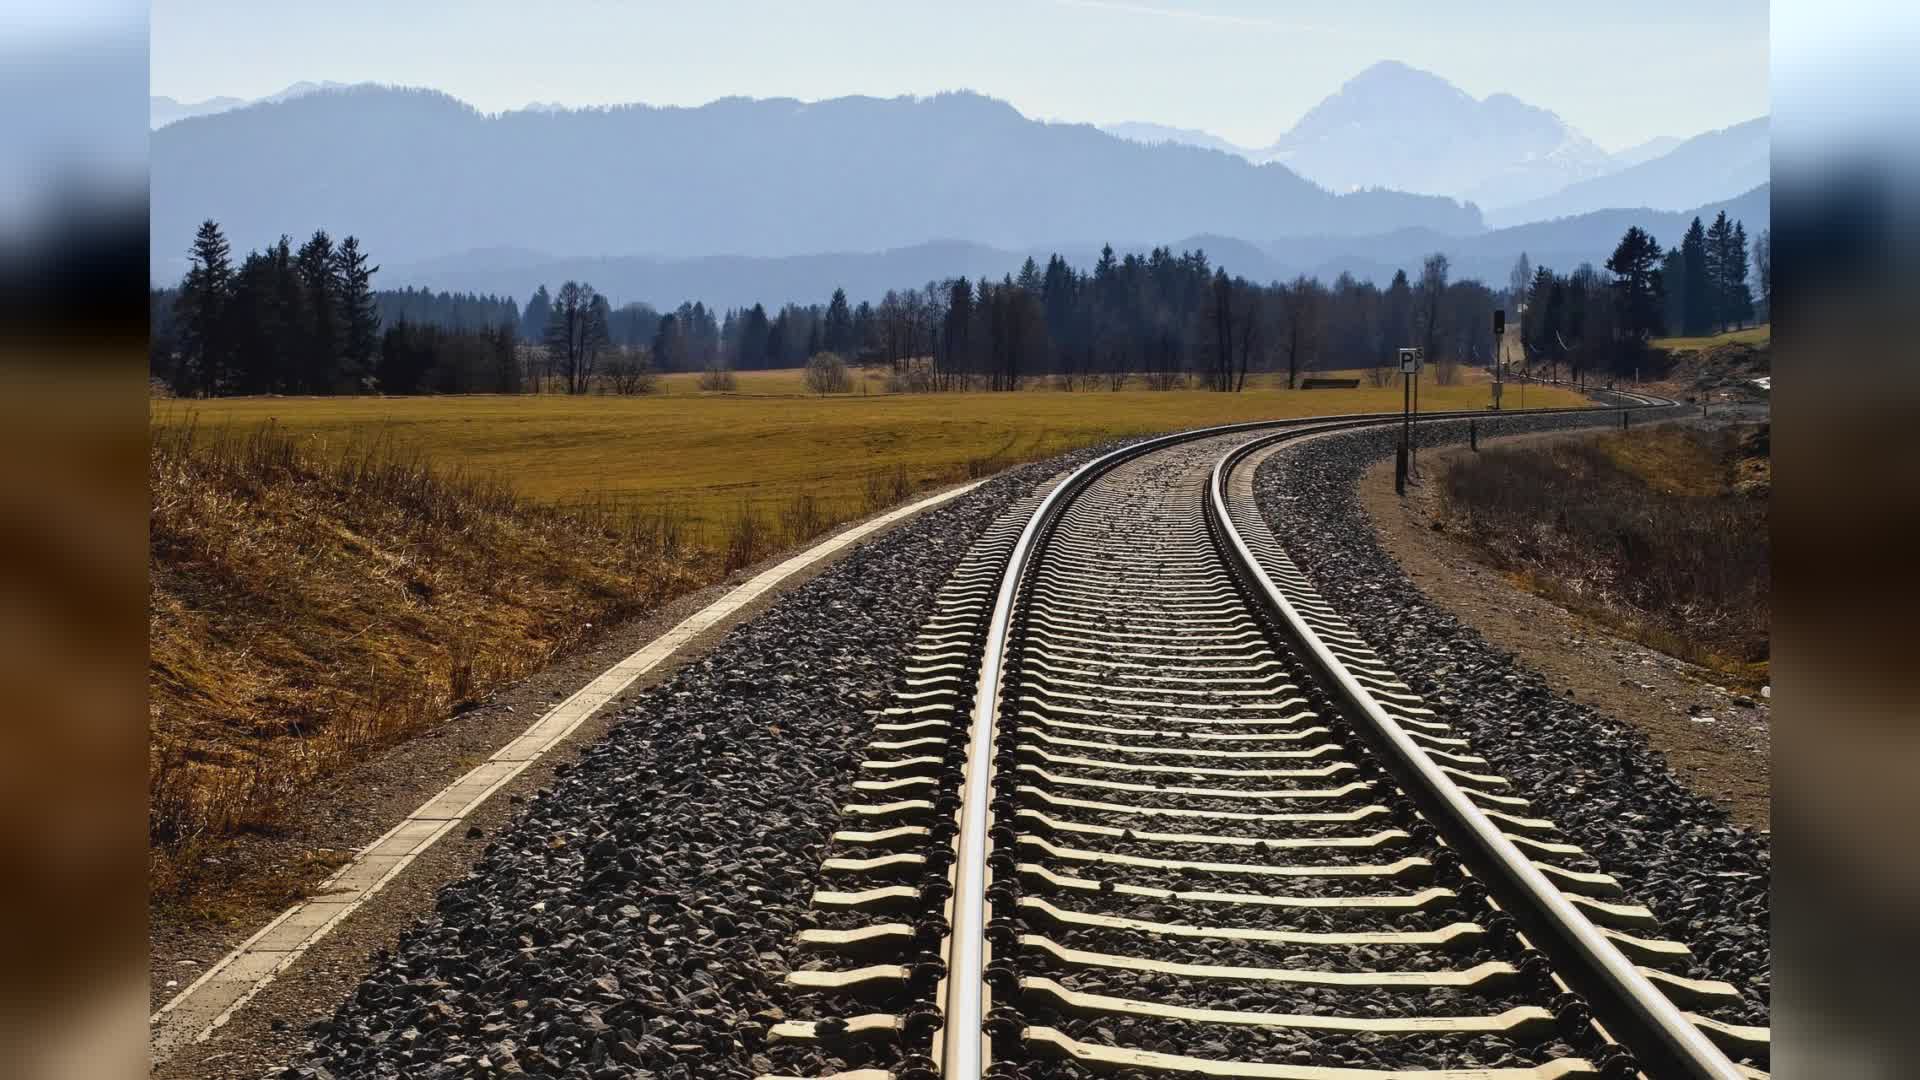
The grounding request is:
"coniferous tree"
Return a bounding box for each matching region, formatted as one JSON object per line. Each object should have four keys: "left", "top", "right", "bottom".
{"left": 737, "top": 303, "right": 771, "bottom": 369}
{"left": 1726, "top": 222, "right": 1754, "bottom": 328}
{"left": 521, "top": 285, "right": 552, "bottom": 342}
{"left": 822, "top": 288, "right": 854, "bottom": 355}
{"left": 294, "top": 230, "right": 341, "bottom": 392}
{"left": 1660, "top": 247, "right": 1687, "bottom": 340}
{"left": 1704, "top": 211, "right": 1735, "bottom": 331}
{"left": 650, "top": 311, "right": 683, "bottom": 373}
{"left": 1605, "top": 226, "right": 1666, "bottom": 342}
{"left": 1382, "top": 269, "right": 1413, "bottom": 354}
{"left": 1680, "top": 218, "right": 1711, "bottom": 335}
{"left": 334, "top": 235, "right": 381, "bottom": 389}
{"left": 174, "top": 219, "right": 234, "bottom": 395}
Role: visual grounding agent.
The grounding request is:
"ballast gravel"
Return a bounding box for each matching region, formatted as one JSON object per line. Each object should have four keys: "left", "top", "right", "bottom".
{"left": 284, "top": 445, "right": 1134, "bottom": 1080}
{"left": 1251, "top": 410, "right": 1771, "bottom": 1032}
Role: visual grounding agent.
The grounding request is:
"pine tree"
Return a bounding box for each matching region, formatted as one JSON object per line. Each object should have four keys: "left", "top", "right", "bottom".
{"left": 334, "top": 235, "right": 381, "bottom": 389}
{"left": 173, "top": 219, "right": 233, "bottom": 395}
{"left": 295, "top": 230, "right": 341, "bottom": 392}
{"left": 1704, "top": 211, "right": 1735, "bottom": 331}
{"left": 522, "top": 285, "right": 551, "bottom": 342}
{"left": 1680, "top": 218, "right": 1710, "bottom": 335}
{"left": 1605, "top": 226, "right": 1666, "bottom": 342}
{"left": 1660, "top": 247, "right": 1687, "bottom": 341}
{"left": 1727, "top": 222, "right": 1754, "bottom": 328}
{"left": 1016, "top": 256, "right": 1043, "bottom": 295}
{"left": 822, "top": 287, "right": 854, "bottom": 355}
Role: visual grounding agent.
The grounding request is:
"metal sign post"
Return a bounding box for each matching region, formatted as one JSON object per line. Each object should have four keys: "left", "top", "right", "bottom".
{"left": 1396, "top": 348, "right": 1417, "bottom": 494}
{"left": 1492, "top": 309, "right": 1505, "bottom": 411}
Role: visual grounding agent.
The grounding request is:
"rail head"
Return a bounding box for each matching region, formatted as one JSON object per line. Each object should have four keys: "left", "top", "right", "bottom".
{"left": 1205, "top": 422, "right": 1739, "bottom": 1080}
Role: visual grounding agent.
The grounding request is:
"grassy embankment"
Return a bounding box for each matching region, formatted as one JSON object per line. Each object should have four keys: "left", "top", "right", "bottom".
{"left": 1650, "top": 323, "right": 1770, "bottom": 354}
{"left": 150, "top": 370, "right": 1587, "bottom": 915}
{"left": 1439, "top": 421, "right": 1770, "bottom": 688}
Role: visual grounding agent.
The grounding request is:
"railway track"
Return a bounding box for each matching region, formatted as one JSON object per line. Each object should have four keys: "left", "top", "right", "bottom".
{"left": 760, "top": 402, "right": 1768, "bottom": 1080}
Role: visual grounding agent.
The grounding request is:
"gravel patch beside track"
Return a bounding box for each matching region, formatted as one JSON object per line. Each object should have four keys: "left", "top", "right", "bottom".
{"left": 286, "top": 445, "right": 1133, "bottom": 1080}
{"left": 1251, "top": 412, "right": 1771, "bottom": 1028}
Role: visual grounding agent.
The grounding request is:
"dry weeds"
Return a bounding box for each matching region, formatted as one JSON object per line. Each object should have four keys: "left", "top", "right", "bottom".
{"left": 1440, "top": 423, "right": 1770, "bottom": 687}
{"left": 148, "top": 420, "right": 712, "bottom": 907}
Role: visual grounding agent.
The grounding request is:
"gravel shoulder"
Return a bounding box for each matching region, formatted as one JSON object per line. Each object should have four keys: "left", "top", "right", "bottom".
{"left": 1253, "top": 412, "right": 1770, "bottom": 1028}
{"left": 1359, "top": 430, "right": 1771, "bottom": 829}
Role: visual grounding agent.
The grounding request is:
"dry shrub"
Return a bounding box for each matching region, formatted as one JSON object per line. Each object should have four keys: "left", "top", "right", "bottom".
{"left": 1441, "top": 423, "right": 1769, "bottom": 683}
{"left": 778, "top": 493, "right": 825, "bottom": 545}
{"left": 722, "top": 502, "right": 769, "bottom": 571}
{"left": 148, "top": 417, "right": 710, "bottom": 903}
{"left": 698, "top": 363, "right": 738, "bottom": 392}
{"left": 864, "top": 465, "right": 916, "bottom": 512}
{"left": 804, "top": 351, "right": 852, "bottom": 395}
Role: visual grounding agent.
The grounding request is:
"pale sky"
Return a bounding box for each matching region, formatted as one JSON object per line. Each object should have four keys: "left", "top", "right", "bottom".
{"left": 150, "top": 0, "right": 1769, "bottom": 152}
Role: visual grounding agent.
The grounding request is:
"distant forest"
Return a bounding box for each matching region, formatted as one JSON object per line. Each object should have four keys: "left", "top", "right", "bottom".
{"left": 151, "top": 216, "right": 1767, "bottom": 397}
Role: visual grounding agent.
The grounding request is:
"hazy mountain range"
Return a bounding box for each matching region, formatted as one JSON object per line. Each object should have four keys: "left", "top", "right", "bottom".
{"left": 151, "top": 85, "right": 1482, "bottom": 277}
{"left": 1482, "top": 118, "right": 1771, "bottom": 227}
{"left": 381, "top": 184, "right": 1767, "bottom": 312}
{"left": 151, "top": 64, "right": 1769, "bottom": 307}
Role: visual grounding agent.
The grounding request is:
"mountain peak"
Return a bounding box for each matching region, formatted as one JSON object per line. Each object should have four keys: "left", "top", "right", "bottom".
{"left": 1337, "top": 60, "right": 1470, "bottom": 100}
{"left": 1268, "top": 62, "right": 1608, "bottom": 207}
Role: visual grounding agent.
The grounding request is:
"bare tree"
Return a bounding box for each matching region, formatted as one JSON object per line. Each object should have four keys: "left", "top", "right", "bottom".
{"left": 1279, "top": 276, "right": 1322, "bottom": 389}
{"left": 1508, "top": 252, "right": 1531, "bottom": 313}
{"left": 1415, "top": 253, "right": 1449, "bottom": 365}
{"left": 1234, "top": 282, "right": 1263, "bottom": 391}
{"left": 544, "top": 281, "right": 611, "bottom": 394}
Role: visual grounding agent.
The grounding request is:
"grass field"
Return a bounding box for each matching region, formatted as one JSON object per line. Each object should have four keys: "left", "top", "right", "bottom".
{"left": 156, "top": 368, "right": 1585, "bottom": 543}
{"left": 1651, "top": 324, "right": 1770, "bottom": 353}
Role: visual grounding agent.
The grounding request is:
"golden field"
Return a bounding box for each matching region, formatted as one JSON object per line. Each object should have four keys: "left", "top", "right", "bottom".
{"left": 156, "top": 368, "right": 1584, "bottom": 542}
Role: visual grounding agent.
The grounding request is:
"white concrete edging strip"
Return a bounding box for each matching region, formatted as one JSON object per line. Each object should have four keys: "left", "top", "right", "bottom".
{"left": 150, "top": 477, "right": 989, "bottom": 1063}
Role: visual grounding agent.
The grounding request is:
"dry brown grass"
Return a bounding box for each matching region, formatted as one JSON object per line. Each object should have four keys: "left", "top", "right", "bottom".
{"left": 148, "top": 419, "right": 716, "bottom": 907}
{"left": 1441, "top": 423, "right": 1770, "bottom": 687}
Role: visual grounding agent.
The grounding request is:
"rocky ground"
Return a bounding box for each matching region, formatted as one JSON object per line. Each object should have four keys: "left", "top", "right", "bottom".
{"left": 1252, "top": 411, "right": 1771, "bottom": 1030}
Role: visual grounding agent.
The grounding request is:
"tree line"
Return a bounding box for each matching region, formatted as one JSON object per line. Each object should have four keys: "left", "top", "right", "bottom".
{"left": 152, "top": 221, "right": 527, "bottom": 396}
{"left": 154, "top": 216, "right": 1771, "bottom": 398}
{"left": 1505, "top": 213, "right": 1767, "bottom": 385}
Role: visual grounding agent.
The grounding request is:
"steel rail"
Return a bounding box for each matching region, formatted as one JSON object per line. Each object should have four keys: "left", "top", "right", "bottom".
{"left": 1204, "top": 415, "right": 1736, "bottom": 1080}
{"left": 934, "top": 391, "right": 1672, "bottom": 1076}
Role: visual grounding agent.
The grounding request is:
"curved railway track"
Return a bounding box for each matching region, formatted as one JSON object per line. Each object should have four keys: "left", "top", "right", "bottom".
{"left": 760, "top": 400, "right": 1769, "bottom": 1080}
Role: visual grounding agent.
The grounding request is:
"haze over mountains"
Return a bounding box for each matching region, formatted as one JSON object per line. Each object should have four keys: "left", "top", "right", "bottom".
{"left": 151, "top": 62, "right": 1769, "bottom": 307}
{"left": 383, "top": 184, "right": 1766, "bottom": 313}
{"left": 151, "top": 85, "right": 1479, "bottom": 273}
{"left": 1099, "top": 61, "right": 1765, "bottom": 216}
{"left": 1482, "top": 117, "right": 1771, "bottom": 227}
